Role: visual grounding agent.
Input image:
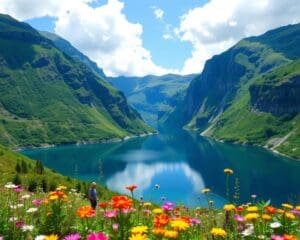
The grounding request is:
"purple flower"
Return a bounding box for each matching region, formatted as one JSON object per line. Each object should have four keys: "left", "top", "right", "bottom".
{"left": 64, "top": 233, "right": 81, "bottom": 240}
{"left": 32, "top": 199, "right": 43, "bottom": 206}
{"left": 234, "top": 215, "right": 245, "bottom": 222}
{"left": 87, "top": 232, "right": 109, "bottom": 240}
{"left": 290, "top": 209, "right": 300, "bottom": 215}
{"left": 15, "top": 221, "right": 25, "bottom": 228}
{"left": 104, "top": 210, "right": 118, "bottom": 219}
{"left": 13, "top": 186, "right": 23, "bottom": 193}
{"left": 190, "top": 218, "right": 200, "bottom": 225}
{"left": 271, "top": 235, "right": 284, "bottom": 240}
{"left": 162, "top": 201, "right": 173, "bottom": 211}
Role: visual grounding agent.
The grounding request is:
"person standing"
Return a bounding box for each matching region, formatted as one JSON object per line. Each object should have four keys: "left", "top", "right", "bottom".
{"left": 88, "top": 182, "right": 97, "bottom": 209}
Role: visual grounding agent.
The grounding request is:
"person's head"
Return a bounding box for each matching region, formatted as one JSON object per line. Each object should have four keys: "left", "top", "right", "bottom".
{"left": 91, "top": 182, "right": 97, "bottom": 188}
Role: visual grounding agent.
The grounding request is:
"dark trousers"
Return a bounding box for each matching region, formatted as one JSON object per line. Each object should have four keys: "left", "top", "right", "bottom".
{"left": 90, "top": 199, "right": 97, "bottom": 209}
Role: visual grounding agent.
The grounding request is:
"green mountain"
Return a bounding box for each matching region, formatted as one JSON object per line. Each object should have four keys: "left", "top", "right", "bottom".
{"left": 163, "top": 23, "right": 300, "bottom": 159}
{"left": 40, "top": 31, "right": 106, "bottom": 79}
{"left": 0, "top": 14, "right": 152, "bottom": 148}
{"left": 108, "top": 74, "right": 195, "bottom": 127}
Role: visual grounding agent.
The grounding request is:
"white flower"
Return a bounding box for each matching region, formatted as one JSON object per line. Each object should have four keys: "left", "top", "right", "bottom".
{"left": 9, "top": 217, "right": 18, "bottom": 222}
{"left": 10, "top": 205, "right": 17, "bottom": 209}
{"left": 22, "top": 224, "right": 34, "bottom": 232}
{"left": 241, "top": 224, "right": 254, "bottom": 236}
{"left": 5, "top": 182, "right": 17, "bottom": 189}
{"left": 17, "top": 204, "right": 24, "bottom": 208}
{"left": 270, "top": 222, "right": 281, "bottom": 228}
{"left": 258, "top": 235, "right": 266, "bottom": 239}
{"left": 26, "top": 207, "right": 38, "bottom": 213}
{"left": 21, "top": 194, "right": 31, "bottom": 199}
{"left": 35, "top": 235, "right": 46, "bottom": 240}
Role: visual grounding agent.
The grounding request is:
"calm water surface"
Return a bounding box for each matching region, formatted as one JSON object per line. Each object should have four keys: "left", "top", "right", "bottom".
{"left": 21, "top": 130, "right": 300, "bottom": 207}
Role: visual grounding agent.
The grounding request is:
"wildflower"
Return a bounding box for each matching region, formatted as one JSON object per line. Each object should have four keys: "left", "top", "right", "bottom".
{"left": 170, "top": 219, "right": 190, "bottom": 231}
{"left": 246, "top": 206, "right": 258, "bottom": 212}
{"left": 190, "top": 218, "right": 200, "bottom": 225}
{"left": 210, "top": 228, "right": 227, "bottom": 238}
{"left": 224, "top": 168, "right": 234, "bottom": 174}
{"left": 48, "top": 190, "right": 67, "bottom": 200}
{"left": 295, "top": 205, "right": 300, "bottom": 211}
{"left": 126, "top": 185, "right": 137, "bottom": 191}
{"left": 112, "top": 223, "right": 119, "bottom": 232}
{"left": 22, "top": 224, "right": 34, "bottom": 232}
{"left": 164, "top": 230, "right": 178, "bottom": 239}
{"left": 76, "top": 206, "right": 95, "bottom": 218}
{"left": 271, "top": 235, "right": 284, "bottom": 240}
{"left": 262, "top": 214, "right": 271, "bottom": 220}
{"left": 251, "top": 194, "right": 257, "bottom": 199}
{"left": 45, "top": 235, "right": 59, "bottom": 240}
{"left": 162, "top": 202, "right": 173, "bottom": 211}
{"left": 201, "top": 188, "right": 210, "bottom": 194}
{"left": 241, "top": 224, "right": 254, "bottom": 236}
{"left": 86, "top": 232, "right": 109, "bottom": 240}
{"left": 4, "top": 182, "right": 17, "bottom": 189}
{"left": 154, "top": 214, "right": 169, "bottom": 227}
{"left": 35, "top": 235, "right": 46, "bottom": 240}
{"left": 234, "top": 215, "right": 245, "bottom": 222}
{"left": 32, "top": 199, "right": 43, "bottom": 205}
{"left": 285, "top": 212, "right": 295, "bottom": 220}
{"left": 15, "top": 221, "right": 25, "bottom": 228}
{"left": 270, "top": 222, "right": 282, "bottom": 228}
{"left": 245, "top": 213, "right": 259, "bottom": 221}
{"left": 283, "top": 234, "right": 297, "bottom": 240}
{"left": 152, "top": 208, "right": 163, "bottom": 214}
{"left": 98, "top": 202, "right": 109, "bottom": 209}
{"left": 9, "top": 217, "right": 18, "bottom": 222}
{"left": 143, "top": 202, "right": 152, "bottom": 208}
{"left": 223, "top": 204, "right": 235, "bottom": 211}
{"left": 21, "top": 194, "right": 31, "bottom": 199}
{"left": 111, "top": 195, "right": 132, "bottom": 209}
{"left": 265, "top": 206, "right": 277, "bottom": 214}
{"left": 129, "top": 234, "right": 147, "bottom": 240}
{"left": 152, "top": 228, "right": 165, "bottom": 236}
{"left": 26, "top": 207, "right": 38, "bottom": 213}
{"left": 236, "top": 206, "right": 244, "bottom": 212}
{"left": 281, "top": 203, "right": 293, "bottom": 209}
{"left": 63, "top": 233, "right": 81, "bottom": 240}
{"left": 277, "top": 209, "right": 285, "bottom": 214}
{"left": 57, "top": 185, "right": 67, "bottom": 190}
{"left": 104, "top": 210, "right": 118, "bottom": 218}
{"left": 13, "top": 186, "right": 23, "bottom": 193}
{"left": 131, "top": 226, "right": 148, "bottom": 235}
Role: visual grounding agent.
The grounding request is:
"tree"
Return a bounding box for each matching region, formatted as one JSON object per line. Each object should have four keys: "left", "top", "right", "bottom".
{"left": 21, "top": 160, "right": 28, "bottom": 174}
{"left": 41, "top": 178, "right": 48, "bottom": 192}
{"left": 12, "top": 174, "right": 22, "bottom": 185}
{"left": 28, "top": 179, "right": 38, "bottom": 192}
{"left": 35, "top": 160, "right": 44, "bottom": 174}
{"left": 15, "top": 162, "right": 21, "bottom": 173}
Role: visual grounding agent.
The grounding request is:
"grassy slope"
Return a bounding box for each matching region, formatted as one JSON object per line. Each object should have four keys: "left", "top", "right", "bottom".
{"left": 0, "top": 14, "right": 152, "bottom": 148}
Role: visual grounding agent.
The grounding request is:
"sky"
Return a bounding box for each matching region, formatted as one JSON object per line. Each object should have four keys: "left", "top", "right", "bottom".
{"left": 1, "top": 0, "right": 300, "bottom": 77}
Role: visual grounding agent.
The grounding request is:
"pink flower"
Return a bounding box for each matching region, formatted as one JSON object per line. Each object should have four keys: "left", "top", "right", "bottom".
{"left": 162, "top": 202, "right": 173, "bottom": 211}
{"left": 32, "top": 199, "right": 43, "bottom": 206}
{"left": 15, "top": 221, "right": 25, "bottom": 228}
{"left": 112, "top": 223, "right": 119, "bottom": 232}
{"left": 104, "top": 210, "right": 118, "bottom": 219}
{"left": 271, "top": 235, "right": 284, "bottom": 240}
{"left": 63, "top": 233, "right": 81, "bottom": 240}
{"left": 13, "top": 186, "right": 23, "bottom": 193}
{"left": 86, "top": 232, "right": 109, "bottom": 240}
{"left": 234, "top": 215, "right": 245, "bottom": 222}
{"left": 190, "top": 218, "right": 200, "bottom": 225}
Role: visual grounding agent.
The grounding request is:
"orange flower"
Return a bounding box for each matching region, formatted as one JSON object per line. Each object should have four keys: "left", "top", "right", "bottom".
{"left": 48, "top": 190, "right": 67, "bottom": 200}
{"left": 262, "top": 214, "right": 271, "bottom": 220}
{"left": 111, "top": 195, "right": 133, "bottom": 209}
{"left": 98, "top": 202, "right": 109, "bottom": 209}
{"left": 265, "top": 206, "right": 277, "bottom": 214}
{"left": 126, "top": 185, "right": 137, "bottom": 191}
{"left": 76, "top": 206, "right": 95, "bottom": 218}
{"left": 152, "top": 228, "right": 165, "bottom": 236}
{"left": 283, "top": 234, "right": 297, "bottom": 240}
{"left": 154, "top": 214, "right": 169, "bottom": 227}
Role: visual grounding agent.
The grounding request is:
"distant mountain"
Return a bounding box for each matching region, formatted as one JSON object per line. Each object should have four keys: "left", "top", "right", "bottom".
{"left": 163, "top": 23, "right": 300, "bottom": 159}
{"left": 0, "top": 14, "right": 152, "bottom": 148}
{"left": 108, "top": 74, "right": 195, "bottom": 127}
{"left": 40, "top": 31, "right": 106, "bottom": 79}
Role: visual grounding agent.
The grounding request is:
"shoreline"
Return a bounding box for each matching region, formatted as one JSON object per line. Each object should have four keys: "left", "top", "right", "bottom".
{"left": 16, "top": 131, "right": 158, "bottom": 152}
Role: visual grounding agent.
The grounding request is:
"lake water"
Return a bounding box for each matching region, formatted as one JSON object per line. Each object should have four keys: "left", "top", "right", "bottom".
{"left": 21, "top": 130, "right": 300, "bottom": 207}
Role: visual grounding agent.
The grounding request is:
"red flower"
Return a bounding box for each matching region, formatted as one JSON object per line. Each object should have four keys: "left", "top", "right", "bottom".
{"left": 98, "top": 202, "right": 109, "bottom": 209}
{"left": 76, "top": 206, "right": 95, "bottom": 218}
{"left": 111, "top": 196, "right": 133, "bottom": 210}
{"left": 265, "top": 206, "right": 277, "bottom": 214}
{"left": 126, "top": 185, "right": 137, "bottom": 191}
{"left": 154, "top": 214, "right": 169, "bottom": 227}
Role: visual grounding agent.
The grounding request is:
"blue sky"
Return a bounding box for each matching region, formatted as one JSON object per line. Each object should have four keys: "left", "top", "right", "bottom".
{"left": 2, "top": 0, "right": 300, "bottom": 76}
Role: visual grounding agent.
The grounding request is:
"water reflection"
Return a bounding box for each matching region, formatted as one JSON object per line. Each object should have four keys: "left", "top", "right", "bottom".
{"left": 21, "top": 130, "right": 300, "bottom": 207}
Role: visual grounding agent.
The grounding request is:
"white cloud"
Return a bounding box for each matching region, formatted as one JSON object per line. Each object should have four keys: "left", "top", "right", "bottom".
{"left": 178, "top": 0, "right": 300, "bottom": 75}
{"left": 153, "top": 7, "right": 164, "bottom": 20}
{"left": 0, "top": 0, "right": 174, "bottom": 77}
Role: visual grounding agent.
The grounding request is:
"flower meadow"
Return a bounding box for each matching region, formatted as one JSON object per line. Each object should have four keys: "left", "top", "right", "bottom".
{"left": 0, "top": 169, "right": 299, "bottom": 240}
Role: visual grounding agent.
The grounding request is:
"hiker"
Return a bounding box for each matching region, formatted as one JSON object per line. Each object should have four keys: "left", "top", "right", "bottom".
{"left": 88, "top": 182, "right": 97, "bottom": 209}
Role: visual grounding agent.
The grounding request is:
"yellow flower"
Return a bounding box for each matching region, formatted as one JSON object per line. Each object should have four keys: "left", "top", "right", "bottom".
{"left": 170, "top": 219, "right": 190, "bottom": 231}
{"left": 277, "top": 209, "right": 285, "bottom": 214}
{"left": 152, "top": 208, "right": 163, "bottom": 214}
{"left": 129, "top": 234, "right": 148, "bottom": 240}
{"left": 202, "top": 188, "right": 210, "bottom": 194}
{"left": 45, "top": 235, "right": 59, "bottom": 240}
{"left": 295, "top": 206, "right": 300, "bottom": 211}
{"left": 224, "top": 168, "right": 234, "bottom": 174}
{"left": 247, "top": 206, "right": 258, "bottom": 212}
{"left": 223, "top": 204, "right": 235, "bottom": 211}
{"left": 285, "top": 212, "right": 295, "bottom": 220}
{"left": 262, "top": 214, "right": 271, "bottom": 221}
{"left": 245, "top": 213, "right": 259, "bottom": 221}
{"left": 131, "top": 226, "right": 148, "bottom": 235}
{"left": 210, "top": 228, "right": 227, "bottom": 238}
{"left": 57, "top": 185, "right": 67, "bottom": 190}
{"left": 143, "top": 202, "right": 152, "bottom": 208}
{"left": 152, "top": 228, "right": 165, "bottom": 236}
{"left": 282, "top": 203, "right": 293, "bottom": 209}
{"left": 164, "top": 230, "right": 178, "bottom": 239}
